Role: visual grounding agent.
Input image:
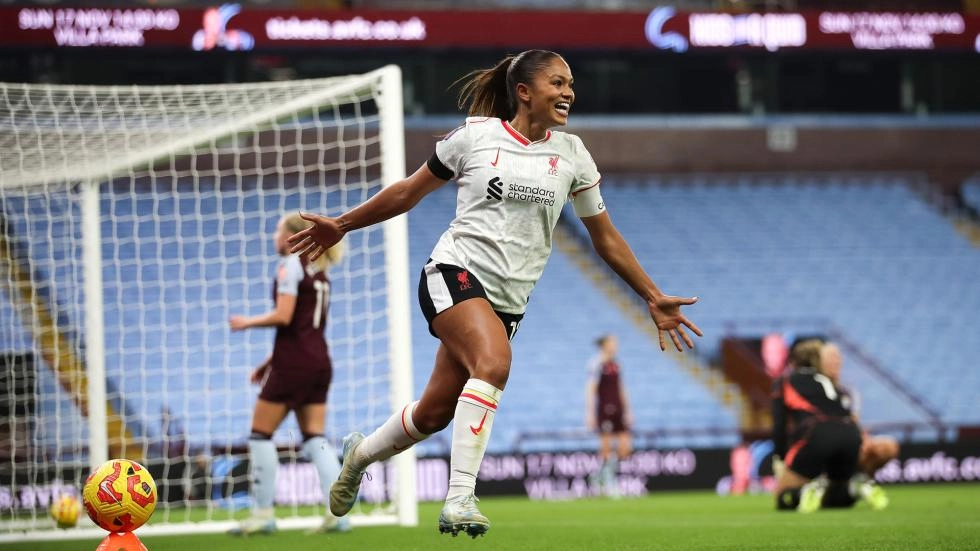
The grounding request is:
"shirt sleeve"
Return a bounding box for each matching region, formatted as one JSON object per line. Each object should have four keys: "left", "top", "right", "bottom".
{"left": 569, "top": 136, "right": 605, "bottom": 218}
{"left": 277, "top": 255, "right": 304, "bottom": 296}
{"left": 433, "top": 120, "right": 473, "bottom": 179}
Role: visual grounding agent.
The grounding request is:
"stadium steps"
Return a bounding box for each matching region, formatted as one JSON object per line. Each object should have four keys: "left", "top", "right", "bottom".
{"left": 551, "top": 223, "right": 750, "bottom": 427}
{"left": 915, "top": 177, "right": 980, "bottom": 247}
{"left": 952, "top": 219, "right": 980, "bottom": 247}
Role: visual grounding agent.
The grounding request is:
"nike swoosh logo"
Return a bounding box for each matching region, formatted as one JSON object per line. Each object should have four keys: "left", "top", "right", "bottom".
{"left": 392, "top": 443, "right": 410, "bottom": 451}
{"left": 469, "top": 411, "right": 490, "bottom": 436}
{"left": 99, "top": 481, "right": 120, "bottom": 503}
{"left": 490, "top": 147, "right": 500, "bottom": 167}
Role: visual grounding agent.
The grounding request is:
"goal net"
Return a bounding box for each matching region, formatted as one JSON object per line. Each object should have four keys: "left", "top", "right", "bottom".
{"left": 0, "top": 65, "right": 415, "bottom": 541}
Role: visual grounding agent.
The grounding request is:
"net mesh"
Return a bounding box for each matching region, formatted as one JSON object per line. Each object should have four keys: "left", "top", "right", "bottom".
{"left": 0, "top": 69, "right": 410, "bottom": 538}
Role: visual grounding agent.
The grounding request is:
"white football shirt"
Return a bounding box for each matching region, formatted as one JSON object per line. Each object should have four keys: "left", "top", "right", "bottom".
{"left": 430, "top": 116, "right": 606, "bottom": 314}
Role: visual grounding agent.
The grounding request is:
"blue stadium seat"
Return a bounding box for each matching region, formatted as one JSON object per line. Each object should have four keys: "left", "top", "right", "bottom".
{"left": 962, "top": 176, "right": 980, "bottom": 213}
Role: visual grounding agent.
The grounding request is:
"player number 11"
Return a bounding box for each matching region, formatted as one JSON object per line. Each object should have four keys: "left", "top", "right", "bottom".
{"left": 312, "top": 280, "right": 329, "bottom": 329}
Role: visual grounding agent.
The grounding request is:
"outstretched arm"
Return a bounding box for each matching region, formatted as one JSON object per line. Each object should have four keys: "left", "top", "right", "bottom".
{"left": 289, "top": 163, "right": 448, "bottom": 259}
{"left": 580, "top": 212, "right": 702, "bottom": 352}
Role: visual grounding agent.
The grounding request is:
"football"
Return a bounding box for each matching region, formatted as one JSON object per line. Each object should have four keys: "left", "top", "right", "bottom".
{"left": 82, "top": 459, "right": 157, "bottom": 533}
{"left": 48, "top": 493, "right": 81, "bottom": 528}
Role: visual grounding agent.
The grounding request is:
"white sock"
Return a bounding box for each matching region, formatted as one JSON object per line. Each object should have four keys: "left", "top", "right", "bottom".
{"left": 602, "top": 457, "right": 620, "bottom": 496}
{"left": 353, "top": 401, "right": 429, "bottom": 468}
{"left": 302, "top": 436, "right": 342, "bottom": 508}
{"left": 446, "top": 379, "right": 502, "bottom": 501}
{"left": 600, "top": 458, "right": 614, "bottom": 482}
{"left": 248, "top": 437, "right": 278, "bottom": 515}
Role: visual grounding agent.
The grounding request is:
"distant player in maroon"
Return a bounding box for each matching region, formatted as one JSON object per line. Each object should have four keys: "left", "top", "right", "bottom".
{"left": 227, "top": 212, "right": 349, "bottom": 534}
{"left": 771, "top": 339, "right": 861, "bottom": 512}
{"left": 586, "top": 334, "right": 632, "bottom": 497}
{"left": 267, "top": 249, "right": 331, "bottom": 392}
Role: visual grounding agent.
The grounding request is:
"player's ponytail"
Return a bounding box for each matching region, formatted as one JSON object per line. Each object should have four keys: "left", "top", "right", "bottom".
{"left": 455, "top": 50, "right": 563, "bottom": 121}
{"left": 283, "top": 212, "right": 344, "bottom": 272}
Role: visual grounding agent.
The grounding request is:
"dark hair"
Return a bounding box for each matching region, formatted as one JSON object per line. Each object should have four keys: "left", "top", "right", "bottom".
{"left": 454, "top": 50, "right": 564, "bottom": 120}
{"left": 595, "top": 334, "right": 613, "bottom": 348}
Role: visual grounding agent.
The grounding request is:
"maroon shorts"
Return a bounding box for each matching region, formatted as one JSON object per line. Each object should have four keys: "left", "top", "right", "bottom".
{"left": 597, "top": 404, "right": 627, "bottom": 434}
{"left": 258, "top": 367, "right": 332, "bottom": 410}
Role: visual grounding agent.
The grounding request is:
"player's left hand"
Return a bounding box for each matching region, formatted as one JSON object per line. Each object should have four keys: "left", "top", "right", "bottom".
{"left": 229, "top": 315, "right": 250, "bottom": 331}
{"left": 647, "top": 295, "right": 702, "bottom": 352}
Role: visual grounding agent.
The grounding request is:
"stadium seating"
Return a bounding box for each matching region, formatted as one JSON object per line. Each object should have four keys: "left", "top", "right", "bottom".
{"left": 406, "top": 185, "right": 739, "bottom": 454}
{"left": 2, "top": 184, "right": 391, "bottom": 457}
{"left": 564, "top": 174, "right": 980, "bottom": 428}
{"left": 4, "top": 173, "right": 977, "bottom": 460}
{"left": 962, "top": 175, "right": 980, "bottom": 213}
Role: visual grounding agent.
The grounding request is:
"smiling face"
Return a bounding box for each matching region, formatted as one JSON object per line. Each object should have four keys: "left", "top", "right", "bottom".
{"left": 518, "top": 56, "right": 575, "bottom": 128}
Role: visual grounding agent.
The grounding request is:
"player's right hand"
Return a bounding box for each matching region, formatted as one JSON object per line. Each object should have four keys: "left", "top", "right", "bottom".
{"left": 287, "top": 212, "right": 344, "bottom": 261}
{"left": 647, "top": 294, "right": 703, "bottom": 352}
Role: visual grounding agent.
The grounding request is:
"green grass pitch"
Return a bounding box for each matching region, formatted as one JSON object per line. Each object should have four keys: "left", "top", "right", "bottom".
{"left": 7, "top": 484, "right": 978, "bottom": 550}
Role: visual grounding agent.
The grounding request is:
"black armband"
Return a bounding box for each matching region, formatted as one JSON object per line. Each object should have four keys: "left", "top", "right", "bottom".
{"left": 427, "top": 152, "right": 454, "bottom": 181}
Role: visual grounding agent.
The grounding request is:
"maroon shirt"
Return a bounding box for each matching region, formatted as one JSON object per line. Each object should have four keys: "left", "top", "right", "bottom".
{"left": 589, "top": 356, "right": 624, "bottom": 414}
{"left": 270, "top": 254, "right": 331, "bottom": 371}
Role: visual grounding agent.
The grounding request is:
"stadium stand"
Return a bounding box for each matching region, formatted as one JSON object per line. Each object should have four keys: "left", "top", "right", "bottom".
{"left": 1, "top": 179, "right": 738, "bottom": 459}
{"left": 4, "top": 173, "right": 976, "bottom": 460}
{"left": 406, "top": 185, "right": 739, "bottom": 453}
{"left": 2, "top": 183, "right": 390, "bottom": 458}
{"left": 564, "top": 174, "right": 980, "bottom": 430}
{"left": 961, "top": 175, "right": 980, "bottom": 213}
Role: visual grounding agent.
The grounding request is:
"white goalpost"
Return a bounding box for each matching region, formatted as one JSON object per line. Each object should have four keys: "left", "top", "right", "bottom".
{"left": 0, "top": 65, "right": 415, "bottom": 541}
